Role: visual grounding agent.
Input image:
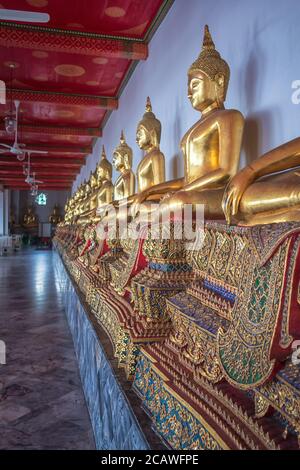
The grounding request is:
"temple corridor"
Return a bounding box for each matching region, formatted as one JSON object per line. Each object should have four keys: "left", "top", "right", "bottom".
{"left": 0, "top": 249, "right": 95, "bottom": 450}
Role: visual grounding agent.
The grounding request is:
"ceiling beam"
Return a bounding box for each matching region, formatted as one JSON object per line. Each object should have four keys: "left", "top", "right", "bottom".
{"left": 3, "top": 179, "right": 72, "bottom": 184}
{"left": 0, "top": 22, "right": 148, "bottom": 60}
{"left": 0, "top": 171, "right": 74, "bottom": 182}
{"left": 0, "top": 167, "right": 78, "bottom": 176}
{"left": 0, "top": 123, "right": 102, "bottom": 137}
{"left": 8, "top": 89, "right": 118, "bottom": 109}
{"left": 0, "top": 144, "right": 92, "bottom": 155}
{"left": 6, "top": 184, "right": 72, "bottom": 190}
{"left": 0, "top": 157, "right": 83, "bottom": 167}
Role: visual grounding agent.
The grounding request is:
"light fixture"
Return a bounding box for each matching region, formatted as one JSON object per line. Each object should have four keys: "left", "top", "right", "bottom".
{"left": 4, "top": 116, "right": 16, "bottom": 134}
{"left": 16, "top": 152, "right": 25, "bottom": 161}
{"left": 30, "top": 184, "right": 38, "bottom": 197}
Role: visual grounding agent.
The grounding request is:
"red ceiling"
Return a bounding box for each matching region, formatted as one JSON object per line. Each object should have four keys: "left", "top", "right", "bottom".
{"left": 0, "top": 100, "right": 107, "bottom": 126}
{"left": 0, "top": 0, "right": 171, "bottom": 189}
{"left": 0, "top": 0, "right": 164, "bottom": 38}
{"left": 1, "top": 48, "right": 131, "bottom": 96}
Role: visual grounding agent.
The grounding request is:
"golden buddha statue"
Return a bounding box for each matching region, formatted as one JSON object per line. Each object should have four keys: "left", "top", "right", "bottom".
{"left": 99, "top": 131, "right": 136, "bottom": 233}
{"left": 89, "top": 166, "right": 100, "bottom": 212}
{"left": 72, "top": 187, "right": 81, "bottom": 221}
{"left": 157, "top": 25, "right": 244, "bottom": 219}
{"left": 113, "top": 131, "right": 135, "bottom": 202}
{"left": 79, "top": 180, "right": 90, "bottom": 217}
{"left": 64, "top": 198, "right": 70, "bottom": 224}
{"left": 93, "top": 145, "right": 113, "bottom": 222}
{"left": 23, "top": 206, "right": 38, "bottom": 227}
{"left": 77, "top": 174, "right": 92, "bottom": 224}
{"left": 66, "top": 197, "right": 75, "bottom": 224}
{"left": 78, "top": 164, "right": 104, "bottom": 224}
{"left": 74, "top": 183, "right": 85, "bottom": 222}
{"left": 131, "top": 97, "right": 182, "bottom": 219}
{"left": 222, "top": 137, "right": 300, "bottom": 225}
{"left": 83, "top": 176, "right": 92, "bottom": 213}
{"left": 49, "top": 204, "right": 62, "bottom": 225}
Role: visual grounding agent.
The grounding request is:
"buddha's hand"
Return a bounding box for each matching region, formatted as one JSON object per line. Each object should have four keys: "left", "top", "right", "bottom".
{"left": 222, "top": 167, "right": 256, "bottom": 224}
{"left": 160, "top": 192, "right": 174, "bottom": 203}
{"left": 131, "top": 192, "right": 147, "bottom": 218}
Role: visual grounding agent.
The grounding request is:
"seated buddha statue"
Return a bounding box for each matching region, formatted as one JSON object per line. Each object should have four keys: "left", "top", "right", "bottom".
{"left": 64, "top": 198, "right": 70, "bottom": 224}
{"left": 23, "top": 206, "right": 38, "bottom": 227}
{"left": 71, "top": 186, "right": 80, "bottom": 222}
{"left": 89, "top": 166, "right": 101, "bottom": 213}
{"left": 157, "top": 25, "right": 244, "bottom": 220}
{"left": 222, "top": 136, "right": 300, "bottom": 225}
{"left": 78, "top": 180, "right": 90, "bottom": 219}
{"left": 131, "top": 97, "right": 183, "bottom": 220}
{"left": 113, "top": 131, "right": 136, "bottom": 203}
{"left": 78, "top": 174, "right": 92, "bottom": 224}
{"left": 78, "top": 164, "right": 104, "bottom": 224}
{"left": 93, "top": 145, "right": 113, "bottom": 222}
{"left": 74, "top": 183, "right": 85, "bottom": 222}
{"left": 99, "top": 131, "right": 136, "bottom": 237}
{"left": 49, "top": 204, "right": 62, "bottom": 225}
{"left": 66, "top": 197, "right": 75, "bottom": 224}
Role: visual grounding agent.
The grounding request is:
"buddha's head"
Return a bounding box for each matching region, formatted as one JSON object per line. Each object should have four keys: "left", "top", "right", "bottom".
{"left": 85, "top": 175, "right": 92, "bottom": 194}
{"left": 81, "top": 182, "right": 86, "bottom": 196}
{"left": 113, "top": 130, "right": 133, "bottom": 173}
{"left": 90, "top": 169, "right": 97, "bottom": 189}
{"left": 79, "top": 183, "right": 85, "bottom": 199}
{"left": 188, "top": 25, "right": 230, "bottom": 112}
{"left": 136, "top": 97, "right": 161, "bottom": 151}
{"left": 96, "top": 145, "right": 113, "bottom": 182}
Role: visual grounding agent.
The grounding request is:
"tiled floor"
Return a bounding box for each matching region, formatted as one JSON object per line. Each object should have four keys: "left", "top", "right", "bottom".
{"left": 0, "top": 248, "right": 95, "bottom": 449}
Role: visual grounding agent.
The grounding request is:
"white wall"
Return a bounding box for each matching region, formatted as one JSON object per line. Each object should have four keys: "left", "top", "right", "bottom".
{"left": 73, "top": 0, "right": 300, "bottom": 191}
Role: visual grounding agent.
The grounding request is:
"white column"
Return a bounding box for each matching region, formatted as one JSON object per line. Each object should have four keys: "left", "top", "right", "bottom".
{"left": 4, "top": 189, "right": 9, "bottom": 235}
{"left": 0, "top": 186, "right": 4, "bottom": 236}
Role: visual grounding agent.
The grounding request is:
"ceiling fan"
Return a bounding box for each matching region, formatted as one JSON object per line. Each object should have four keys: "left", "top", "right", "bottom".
{"left": 23, "top": 152, "right": 44, "bottom": 186}
{"left": 0, "top": 100, "right": 48, "bottom": 160}
{"left": 0, "top": 9, "right": 50, "bottom": 23}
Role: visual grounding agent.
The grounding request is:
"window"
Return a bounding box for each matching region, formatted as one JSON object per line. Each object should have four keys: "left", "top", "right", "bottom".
{"left": 36, "top": 193, "right": 47, "bottom": 206}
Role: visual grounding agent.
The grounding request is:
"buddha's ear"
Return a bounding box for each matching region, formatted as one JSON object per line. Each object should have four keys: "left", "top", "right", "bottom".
{"left": 123, "top": 154, "right": 129, "bottom": 170}
{"left": 150, "top": 128, "right": 158, "bottom": 148}
{"left": 214, "top": 72, "right": 225, "bottom": 103}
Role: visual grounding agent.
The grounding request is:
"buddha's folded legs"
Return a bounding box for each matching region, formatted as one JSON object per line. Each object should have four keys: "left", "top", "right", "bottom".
{"left": 158, "top": 187, "right": 226, "bottom": 220}
{"left": 237, "top": 170, "right": 300, "bottom": 225}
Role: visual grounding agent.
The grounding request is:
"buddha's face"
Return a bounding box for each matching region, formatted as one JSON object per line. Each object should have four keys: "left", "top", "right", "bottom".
{"left": 188, "top": 71, "right": 218, "bottom": 112}
{"left": 90, "top": 174, "right": 97, "bottom": 188}
{"left": 136, "top": 125, "right": 151, "bottom": 150}
{"left": 97, "top": 166, "right": 105, "bottom": 181}
{"left": 113, "top": 151, "right": 124, "bottom": 171}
